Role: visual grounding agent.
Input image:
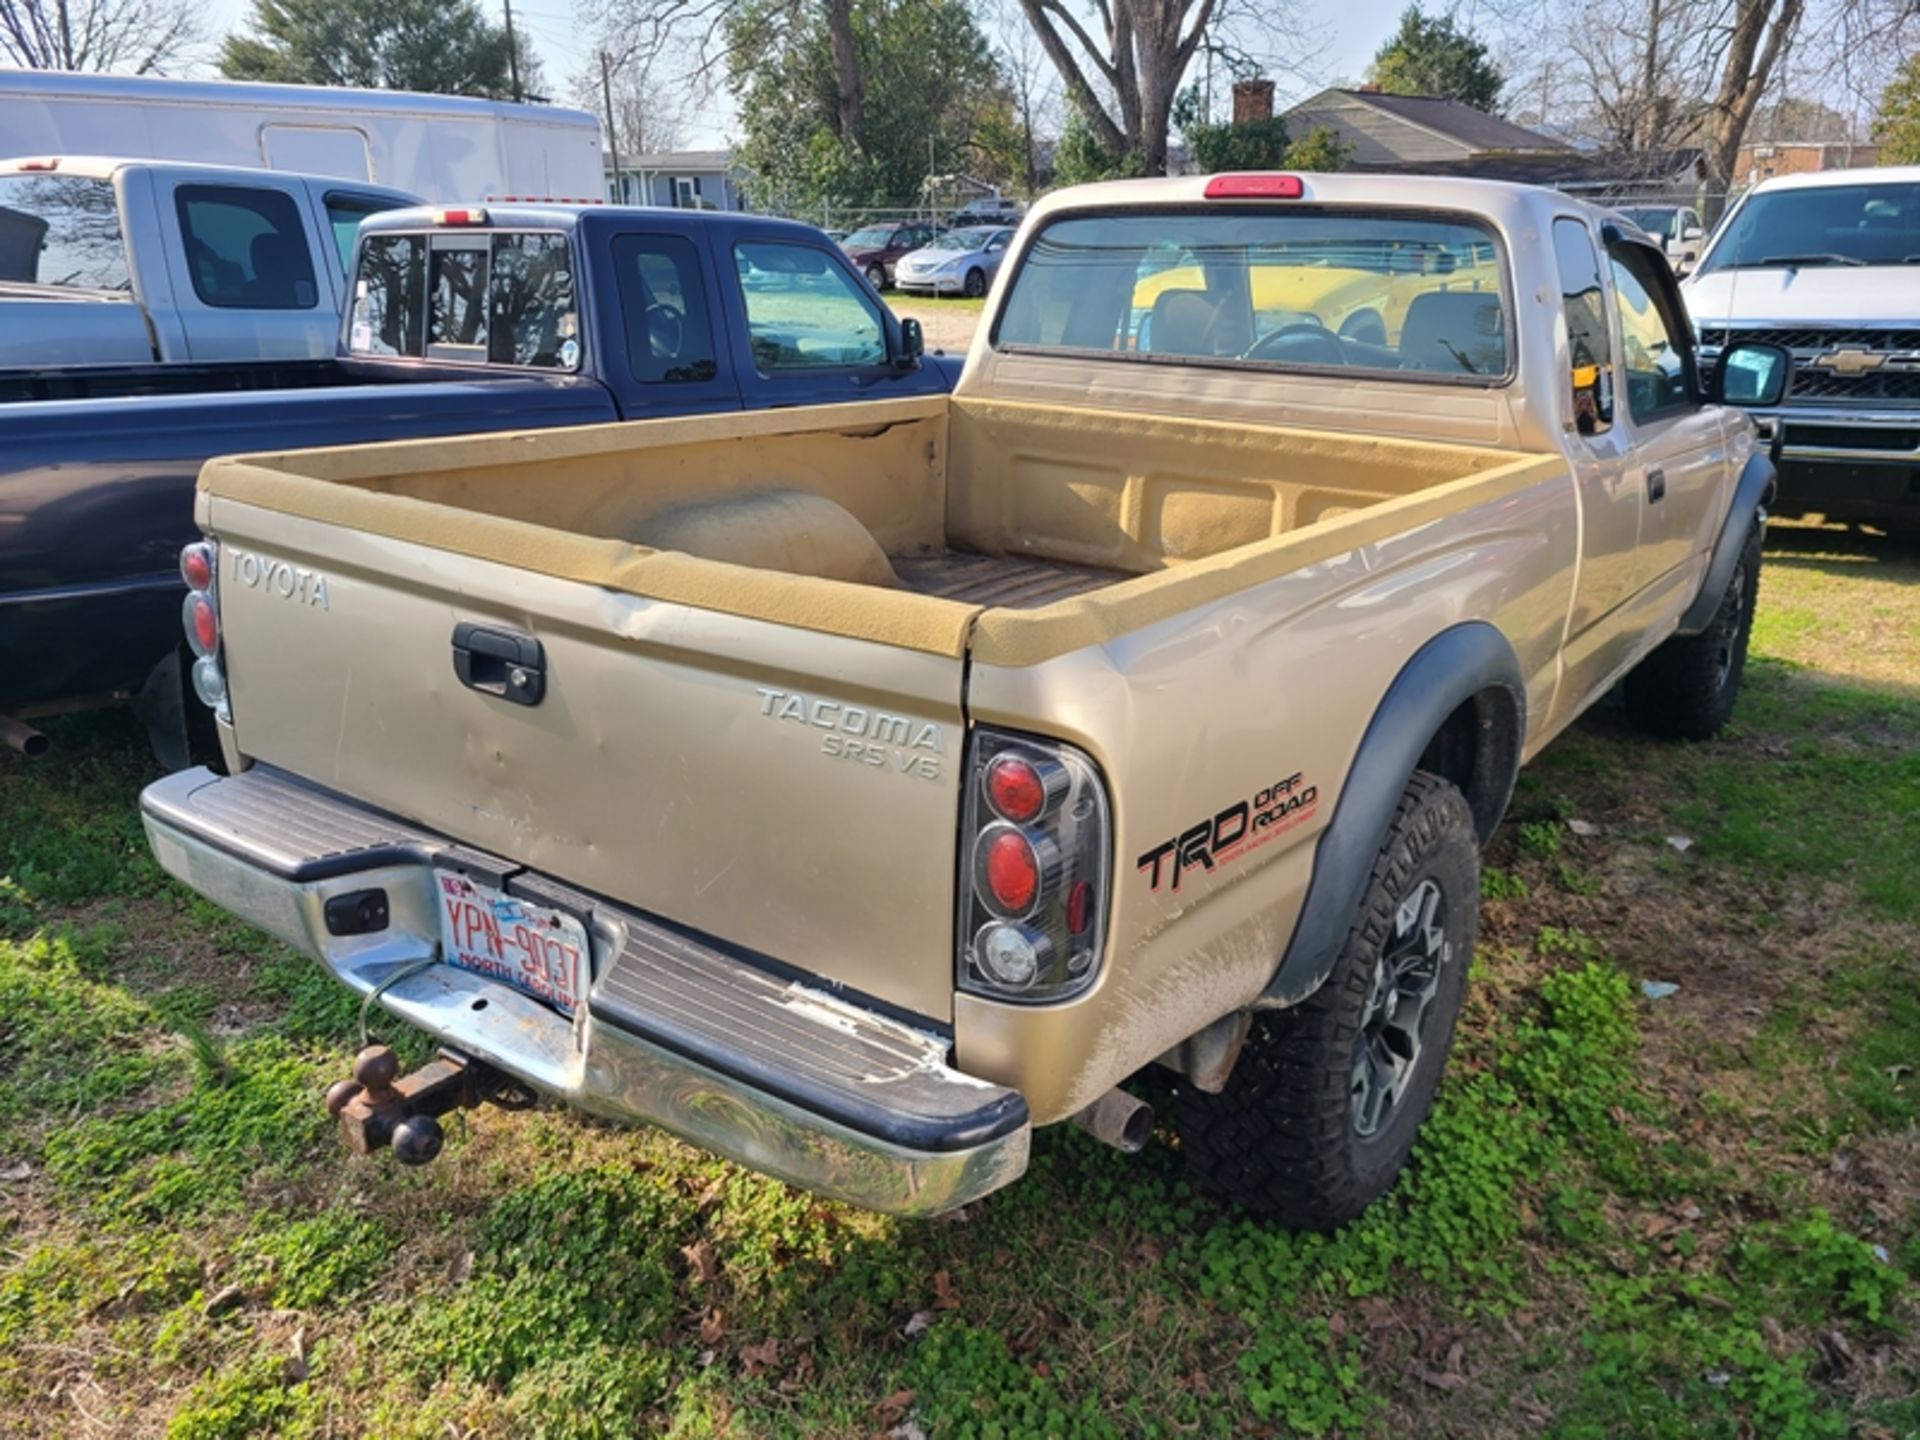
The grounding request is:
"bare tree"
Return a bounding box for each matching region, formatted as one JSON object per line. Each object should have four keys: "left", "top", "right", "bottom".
{"left": 576, "top": 0, "right": 866, "bottom": 146}
{"left": 987, "top": 0, "right": 1064, "bottom": 191}
{"left": 575, "top": 49, "right": 691, "bottom": 159}
{"left": 1702, "top": 0, "right": 1806, "bottom": 188}
{"left": 0, "top": 0, "right": 197, "bottom": 72}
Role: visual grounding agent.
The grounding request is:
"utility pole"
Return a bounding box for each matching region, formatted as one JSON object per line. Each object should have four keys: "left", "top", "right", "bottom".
{"left": 600, "top": 50, "right": 623, "bottom": 204}
{"left": 503, "top": 0, "right": 523, "bottom": 103}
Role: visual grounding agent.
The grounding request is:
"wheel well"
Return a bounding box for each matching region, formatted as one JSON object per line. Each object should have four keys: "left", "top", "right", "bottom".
{"left": 1416, "top": 685, "right": 1521, "bottom": 843}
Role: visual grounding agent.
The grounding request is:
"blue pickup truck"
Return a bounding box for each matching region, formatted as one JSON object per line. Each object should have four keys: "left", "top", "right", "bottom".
{"left": 0, "top": 204, "right": 953, "bottom": 760}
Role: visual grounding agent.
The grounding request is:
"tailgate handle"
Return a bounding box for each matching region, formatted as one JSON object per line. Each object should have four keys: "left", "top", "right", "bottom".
{"left": 452, "top": 623, "right": 545, "bottom": 706}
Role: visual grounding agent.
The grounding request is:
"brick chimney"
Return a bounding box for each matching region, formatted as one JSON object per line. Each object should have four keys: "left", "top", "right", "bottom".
{"left": 1232, "top": 79, "right": 1276, "bottom": 125}
{"left": 1356, "top": 82, "right": 1382, "bottom": 94}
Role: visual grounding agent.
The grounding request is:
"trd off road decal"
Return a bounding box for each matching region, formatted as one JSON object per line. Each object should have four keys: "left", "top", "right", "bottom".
{"left": 1137, "top": 773, "right": 1319, "bottom": 893}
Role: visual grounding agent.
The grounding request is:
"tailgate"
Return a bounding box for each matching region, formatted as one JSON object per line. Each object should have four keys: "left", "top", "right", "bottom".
{"left": 210, "top": 499, "right": 971, "bottom": 1022}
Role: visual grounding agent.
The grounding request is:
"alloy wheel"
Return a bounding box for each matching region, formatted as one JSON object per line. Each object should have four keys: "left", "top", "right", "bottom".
{"left": 1351, "top": 877, "right": 1452, "bottom": 1138}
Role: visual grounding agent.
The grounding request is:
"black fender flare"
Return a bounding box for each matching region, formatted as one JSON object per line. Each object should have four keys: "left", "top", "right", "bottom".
{"left": 1262, "top": 621, "right": 1525, "bottom": 1006}
{"left": 1676, "top": 451, "right": 1774, "bottom": 636}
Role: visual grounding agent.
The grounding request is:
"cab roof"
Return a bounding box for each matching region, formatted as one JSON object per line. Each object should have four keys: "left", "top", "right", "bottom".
{"left": 359, "top": 203, "right": 836, "bottom": 246}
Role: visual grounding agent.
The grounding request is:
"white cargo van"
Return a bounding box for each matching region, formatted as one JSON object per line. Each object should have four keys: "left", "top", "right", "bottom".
{"left": 0, "top": 71, "right": 604, "bottom": 204}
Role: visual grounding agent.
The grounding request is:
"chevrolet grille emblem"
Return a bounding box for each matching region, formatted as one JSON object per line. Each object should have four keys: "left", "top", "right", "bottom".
{"left": 1811, "top": 347, "right": 1887, "bottom": 376}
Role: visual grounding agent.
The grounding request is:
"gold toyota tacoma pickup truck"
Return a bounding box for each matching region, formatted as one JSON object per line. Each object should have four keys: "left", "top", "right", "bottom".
{"left": 142, "top": 175, "right": 1791, "bottom": 1227}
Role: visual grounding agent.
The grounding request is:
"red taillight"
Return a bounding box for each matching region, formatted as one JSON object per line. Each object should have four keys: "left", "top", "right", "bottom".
{"left": 986, "top": 755, "right": 1044, "bottom": 822}
{"left": 1204, "top": 173, "right": 1304, "bottom": 199}
{"left": 435, "top": 207, "right": 490, "bottom": 226}
{"left": 189, "top": 595, "right": 218, "bottom": 654}
{"left": 180, "top": 542, "right": 215, "bottom": 592}
{"left": 984, "top": 829, "right": 1039, "bottom": 914}
{"left": 960, "top": 733, "right": 1109, "bottom": 1001}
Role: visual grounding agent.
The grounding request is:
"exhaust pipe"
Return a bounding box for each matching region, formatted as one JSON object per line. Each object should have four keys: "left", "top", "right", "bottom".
{"left": 1070, "top": 1087, "right": 1154, "bottom": 1153}
{"left": 1, "top": 716, "right": 48, "bottom": 759}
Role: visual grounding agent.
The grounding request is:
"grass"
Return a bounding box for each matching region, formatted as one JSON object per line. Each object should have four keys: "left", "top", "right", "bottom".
{"left": 0, "top": 520, "right": 1915, "bottom": 1437}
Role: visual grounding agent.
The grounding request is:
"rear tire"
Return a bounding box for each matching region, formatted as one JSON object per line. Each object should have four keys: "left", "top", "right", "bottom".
{"left": 1623, "top": 521, "right": 1761, "bottom": 741}
{"left": 1176, "top": 771, "right": 1477, "bottom": 1229}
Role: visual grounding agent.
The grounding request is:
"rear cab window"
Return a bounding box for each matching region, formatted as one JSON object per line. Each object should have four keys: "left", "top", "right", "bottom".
{"left": 734, "top": 241, "right": 886, "bottom": 371}
{"left": 176, "top": 184, "right": 319, "bottom": 310}
{"left": 0, "top": 173, "right": 130, "bottom": 291}
{"left": 995, "top": 208, "right": 1511, "bottom": 382}
{"left": 348, "top": 229, "right": 580, "bottom": 370}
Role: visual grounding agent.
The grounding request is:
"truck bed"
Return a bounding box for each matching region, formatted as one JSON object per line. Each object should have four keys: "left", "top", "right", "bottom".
{"left": 892, "top": 551, "right": 1125, "bottom": 608}
{"left": 197, "top": 393, "right": 1565, "bottom": 668}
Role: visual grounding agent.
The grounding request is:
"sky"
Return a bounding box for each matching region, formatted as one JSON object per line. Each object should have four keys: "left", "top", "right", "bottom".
{"left": 190, "top": 0, "right": 1411, "bottom": 150}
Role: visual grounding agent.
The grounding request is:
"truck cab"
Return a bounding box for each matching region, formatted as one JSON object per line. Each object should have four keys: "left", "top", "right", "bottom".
{"left": 0, "top": 157, "right": 416, "bottom": 367}
{"left": 1684, "top": 165, "right": 1920, "bottom": 526}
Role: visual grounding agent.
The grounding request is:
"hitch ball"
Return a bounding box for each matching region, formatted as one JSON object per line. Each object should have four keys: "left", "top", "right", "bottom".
{"left": 392, "top": 1114, "right": 445, "bottom": 1166}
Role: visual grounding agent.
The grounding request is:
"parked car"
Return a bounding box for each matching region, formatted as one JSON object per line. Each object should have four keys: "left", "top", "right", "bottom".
{"left": 1619, "top": 204, "right": 1706, "bottom": 272}
{"left": 145, "top": 173, "right": 1785, "bottom": 1227}
{"left": 839, "top": 220, "right": 943, "bottom": 289}
{"left": 0, "top": 70, "right": 605, "bottom": 203}
{"left": 893, "top": 225, "right": 1014, "bottom": 297}
{"left": 1685, "top": 165, "right": 1920, "bottom": 526}
{"left": 0, "top": 157, "right": 416, "bottom": 367}
{"left": 950, "top": 196, "right": 1023, "bottom": 228}
{"left": 1, "top": 204, "right": 953, "bottom": 762}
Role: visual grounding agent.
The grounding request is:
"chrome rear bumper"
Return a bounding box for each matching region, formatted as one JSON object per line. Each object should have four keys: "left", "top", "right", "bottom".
{"left": 140, "top": 766, "right": 1029, "bottom": 1216}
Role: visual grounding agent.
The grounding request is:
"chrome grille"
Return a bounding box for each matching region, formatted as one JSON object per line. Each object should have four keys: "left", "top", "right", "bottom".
{"left": 1698, "top": 326, "right": 1920, "bottom": 406}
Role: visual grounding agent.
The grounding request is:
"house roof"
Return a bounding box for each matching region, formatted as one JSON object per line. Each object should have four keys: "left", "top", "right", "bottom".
{"left": 1283, "top": 88, "right": 1570, "bottom": 168}
{"left": 609, "top": 149, "right": 736, "bottom": 173}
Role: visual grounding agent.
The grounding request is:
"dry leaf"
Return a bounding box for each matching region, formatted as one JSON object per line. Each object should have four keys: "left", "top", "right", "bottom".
{"left": 931, "top": 1270, "right": 960, "bottom": 1310}
{"left": 202, "top": 1283, "right": 246, "bottom": 1317}
{"left": 284, "top": 1326, "right": 310, "bottom": 1383}
{"left": 1327, "top": 1312, "right": 1348, "bottom": 1338}
{"left": 699, "top": 1308, "right": 726, "bottom": 1344}
{"left": 901, "top": 1310, "right": 934, "bottom": 1340}
{"left": 875, "top": 1388, "right": 915, "bottom": 1419}
{"left": 0, "top": 1160, "right": 32, "bottom": 1182}
{"left": 681, "top": 1239, "right": 719, "bottom": 1287}
{"left": 1419, "top": 1369, "right": 1466, "bottom": 1391}
{"left": 448, "top": 1251, "right": 473, "bottom": 1287}
{"left": 739, "top": 1338, "right": 780, "bottom": 1377}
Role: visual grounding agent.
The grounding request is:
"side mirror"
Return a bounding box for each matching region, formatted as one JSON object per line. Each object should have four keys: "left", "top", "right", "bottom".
{"left": 895, "top": 316, "right": 924, "bottom": 371}
{"left": 1682, "top": 225, "right": 1705, "bottom": 243}
{"left": 1711, "top": 340, "right": 1791, "bottom": 408}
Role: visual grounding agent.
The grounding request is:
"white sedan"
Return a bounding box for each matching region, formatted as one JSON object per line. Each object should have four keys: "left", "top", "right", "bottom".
{"left": 892, "top": 226, "right": 1015, "bottom": 298}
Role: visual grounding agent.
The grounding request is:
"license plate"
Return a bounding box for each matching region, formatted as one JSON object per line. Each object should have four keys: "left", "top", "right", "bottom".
{"left": 434, "top": 871, "right": 591, "bottom": 1016}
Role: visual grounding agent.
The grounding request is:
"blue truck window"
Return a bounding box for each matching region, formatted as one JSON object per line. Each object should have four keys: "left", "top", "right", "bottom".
{"left": 735, "top": 241, "right": 886, "bottom": 371}
{"left": 613, "top": 233, "right": 718, "bottom": 383}
{"left": 349, "top": 234, "right": 426, "bottom": 358}
{"left": 429, "top": 245, "right": 487, "bottom": 354}
{"left": 488, "top": 233, "right": 578, "bottom": 369}
{"left": 0, "top": 174, "right": 129, "bottom": 291}
{"left": 175, "top": 184, "right": 318, "bottom": 311}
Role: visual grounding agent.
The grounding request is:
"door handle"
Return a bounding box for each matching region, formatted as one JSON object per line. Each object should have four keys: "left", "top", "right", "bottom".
{"left": 452, "top": 622, "right": 545, "bottom": 706}
{"left": 1645, "top": 467, "right": 1667, "bottom": 502}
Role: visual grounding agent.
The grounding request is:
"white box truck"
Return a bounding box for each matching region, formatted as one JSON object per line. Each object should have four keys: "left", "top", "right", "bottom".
{"left": 0, "top": 70, "right": 604, "bottom": 204}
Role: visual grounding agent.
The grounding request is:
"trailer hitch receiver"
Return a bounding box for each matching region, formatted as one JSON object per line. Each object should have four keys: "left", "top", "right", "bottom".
{"left": 324, "top": 1044, "right": 522, "bottom": 1165}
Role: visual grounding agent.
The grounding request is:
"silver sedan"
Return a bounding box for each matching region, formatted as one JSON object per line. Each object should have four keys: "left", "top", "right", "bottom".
{"left": 892, "top": 226, "right": 1014, "bottom": 298}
